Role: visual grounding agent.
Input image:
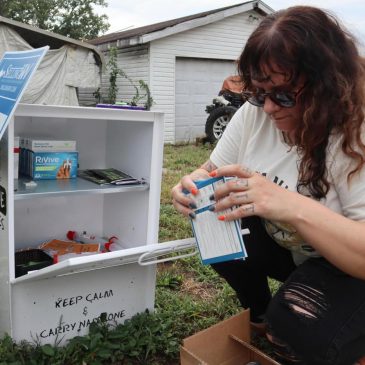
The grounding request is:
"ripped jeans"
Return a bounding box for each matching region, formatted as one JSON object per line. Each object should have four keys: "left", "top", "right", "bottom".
{"left": 211, "top": 216, "right": 365, "bottom": 365}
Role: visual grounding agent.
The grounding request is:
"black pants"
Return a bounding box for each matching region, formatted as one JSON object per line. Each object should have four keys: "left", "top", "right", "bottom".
{"left": 211, "top": 216, "right": 365, "bottom": 365}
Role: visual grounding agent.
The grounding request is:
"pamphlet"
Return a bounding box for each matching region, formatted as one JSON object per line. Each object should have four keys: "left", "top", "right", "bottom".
{"left": 188, "top": 177, "right": 247, "bottom": 265}
{"left": 0, "top": 47, "right": 49, "bottom": 141}
{"left": 78, "top": 168, "right": 144, "bottom": 186}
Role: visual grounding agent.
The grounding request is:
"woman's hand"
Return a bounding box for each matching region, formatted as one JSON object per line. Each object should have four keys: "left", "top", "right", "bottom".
{"left": 210, "top": 164, "right": 299, "bottom": 223}
{"left": 171, "top": 168, "right": 211, "bottom": 217}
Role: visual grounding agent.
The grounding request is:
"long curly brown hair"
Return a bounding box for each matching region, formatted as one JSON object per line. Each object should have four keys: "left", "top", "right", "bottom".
{"left": 238, "top": 6, "right": 365, "bottom": 199}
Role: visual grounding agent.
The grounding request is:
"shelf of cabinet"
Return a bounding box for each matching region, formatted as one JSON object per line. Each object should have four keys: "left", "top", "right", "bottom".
{"left": 14, "top": 176, "right": 149, "bottom": 200}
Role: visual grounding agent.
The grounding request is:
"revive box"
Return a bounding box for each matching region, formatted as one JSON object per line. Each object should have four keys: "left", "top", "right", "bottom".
{"left": 30, "top": 151, "right": 78, "bottom": 180}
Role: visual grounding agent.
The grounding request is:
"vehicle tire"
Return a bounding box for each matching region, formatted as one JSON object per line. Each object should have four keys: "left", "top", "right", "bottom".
{"left": 205, "top": 105, "right": 237, "bottom": 143}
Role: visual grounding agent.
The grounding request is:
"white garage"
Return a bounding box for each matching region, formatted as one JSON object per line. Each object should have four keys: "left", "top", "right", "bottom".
{"left": 175, "top": 58, "right": 236, "bottom": 142}
{"left": 90, "top": 1, "right": 273, "bottom": 143}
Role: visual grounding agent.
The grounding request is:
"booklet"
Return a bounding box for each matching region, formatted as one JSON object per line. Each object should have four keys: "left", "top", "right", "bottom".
{"left": 78, "top": 168, "right": 144, "bottom": 186}
{"left": 187, "top": 177, "right": 247, "bottom": 265}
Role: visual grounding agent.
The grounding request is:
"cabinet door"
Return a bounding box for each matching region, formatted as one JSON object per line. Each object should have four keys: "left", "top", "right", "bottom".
{"left": 10, "top": 238, "right": 196, "bottom": 345}
{"left": 12, "top": 238, "right": 197, "bottom": 283}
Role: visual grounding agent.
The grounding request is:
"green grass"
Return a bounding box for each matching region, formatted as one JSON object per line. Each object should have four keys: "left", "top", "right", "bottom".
{"left": 159, "top": 143, "right": 213, "bottom": 241}
{"left": 0, "top": 143, "right": 277, "bottom": 364}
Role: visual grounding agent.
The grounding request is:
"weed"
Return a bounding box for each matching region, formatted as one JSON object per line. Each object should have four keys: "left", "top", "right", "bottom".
{"left": 157, "top": 270, "right": 183, "bottom": 290}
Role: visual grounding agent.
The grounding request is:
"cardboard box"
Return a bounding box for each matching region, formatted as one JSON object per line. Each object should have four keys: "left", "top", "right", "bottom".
{"left": 180, "top": 310, "right": 280, "bottom": 365}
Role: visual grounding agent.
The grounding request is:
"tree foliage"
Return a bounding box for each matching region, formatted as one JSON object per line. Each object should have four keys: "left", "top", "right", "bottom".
{"left": 0, "top": 0, "right": 110, "bottom": 40}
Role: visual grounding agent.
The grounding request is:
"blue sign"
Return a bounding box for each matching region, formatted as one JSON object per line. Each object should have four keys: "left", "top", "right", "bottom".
{"left": 0, "top": 46, "right": 49, "bottom": 140}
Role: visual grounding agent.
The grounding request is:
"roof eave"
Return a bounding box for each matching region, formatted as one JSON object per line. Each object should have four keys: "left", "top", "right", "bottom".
{"left": 94, "top": 0, "right": 273, "bottom": 48}
{"left": 141, "top": 1, "right": 271, "bottom": 44}
{"left": 254, "top": 0, "right": 274, "bottom": 16}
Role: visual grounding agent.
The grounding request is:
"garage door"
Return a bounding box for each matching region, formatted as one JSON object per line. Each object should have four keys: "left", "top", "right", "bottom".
{"left": 175, "top": 57, "right": 236, "bottom": 143}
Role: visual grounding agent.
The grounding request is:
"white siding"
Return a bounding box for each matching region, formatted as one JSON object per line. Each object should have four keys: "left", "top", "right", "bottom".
{"left": 149, "top": 11, "right": 263, "bottom": 143}
{"left": 100, "top": 45, "right": 150, "bottom": 106}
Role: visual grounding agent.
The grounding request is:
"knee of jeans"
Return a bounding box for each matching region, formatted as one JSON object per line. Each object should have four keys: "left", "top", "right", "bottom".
{"left": 267, "top": 280, "right": 329, "bottom": 323}
{"left": 266, "top": 281, "right": 332, "bottom": 363}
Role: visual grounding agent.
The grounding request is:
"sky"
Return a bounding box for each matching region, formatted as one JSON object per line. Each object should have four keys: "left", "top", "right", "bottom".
{"left": 96, "top": 0, "right": 365, "bottom": 42}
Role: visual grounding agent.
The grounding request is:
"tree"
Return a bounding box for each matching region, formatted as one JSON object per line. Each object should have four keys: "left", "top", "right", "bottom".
{"left": 0, "top": 0, "right": 110, "bottom": 40}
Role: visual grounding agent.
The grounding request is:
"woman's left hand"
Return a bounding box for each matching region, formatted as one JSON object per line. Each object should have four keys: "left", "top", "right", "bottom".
{"left": 210, "top": 164, "right": 299, "bottom": 223}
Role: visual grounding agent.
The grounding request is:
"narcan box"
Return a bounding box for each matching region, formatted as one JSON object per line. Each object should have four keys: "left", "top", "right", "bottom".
{"left": 30, "top": 151, "right": 78, "bottom": 180}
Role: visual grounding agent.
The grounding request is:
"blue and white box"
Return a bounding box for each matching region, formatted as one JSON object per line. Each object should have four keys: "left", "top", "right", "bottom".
{"left": 187, "top": 177, "right": 247, "bottom": 265}
{"left": 30, "top": 151, "right": 78, "bottom": 180}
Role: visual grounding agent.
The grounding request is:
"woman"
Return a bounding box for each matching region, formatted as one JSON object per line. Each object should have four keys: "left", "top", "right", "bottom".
{"left": 172, "top": 6, "right": 365, "bottom": 365}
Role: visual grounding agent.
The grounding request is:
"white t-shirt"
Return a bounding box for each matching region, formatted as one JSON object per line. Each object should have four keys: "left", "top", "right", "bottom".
{"left": 210, "top": 103, "right": 365, "bottom": 264}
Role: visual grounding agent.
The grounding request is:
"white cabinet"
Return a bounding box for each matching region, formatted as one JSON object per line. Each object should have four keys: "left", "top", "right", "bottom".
{"left": 0, "top": 104, "right": 195, "bottom": 344}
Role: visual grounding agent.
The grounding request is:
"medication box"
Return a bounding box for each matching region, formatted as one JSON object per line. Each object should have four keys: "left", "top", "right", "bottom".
{"left": 188, "top": 177, "right": 247, "bottom": 265}
{"left": 30, "top": 151, "right": 78, "bottom": 180}
{"left": 29, "top": 138, "right": 77, "bottom": 151}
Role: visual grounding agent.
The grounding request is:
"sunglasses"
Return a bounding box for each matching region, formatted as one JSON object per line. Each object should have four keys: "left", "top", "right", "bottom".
{"left": 242, "top": 88, "right": 302, "bottom": 108}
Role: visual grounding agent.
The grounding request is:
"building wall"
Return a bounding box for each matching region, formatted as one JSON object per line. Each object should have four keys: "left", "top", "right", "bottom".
{"left": 91, "top": 10, "right": 262, "bottom": 142}
{"left": 149, "top": 10, "right": 262, "bottom": 143}
{"left": 97, "top": 44, "right": 150, "bottom": 106}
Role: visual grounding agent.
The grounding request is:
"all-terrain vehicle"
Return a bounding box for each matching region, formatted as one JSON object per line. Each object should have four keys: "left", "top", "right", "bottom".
{"left": 204, "top": 75, "right": 245, "bottom": 143}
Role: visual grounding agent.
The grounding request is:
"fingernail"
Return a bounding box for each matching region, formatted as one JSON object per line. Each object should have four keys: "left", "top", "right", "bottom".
{"left": 189, "top": 212, "right": 196, "bottom": 219}
{"left": 189, "top": 202, "right": 197, "bottom": 209}
{"left": 208, "top": 205, "right": 215, "bottom": 212}
{"left": 209, "top": 170, "right": 217, "bottom": 177}
{"left": 218, "top": 215, "right": 225, "bottom": 221}
{"left": 191, "top": 188, "right": 198, "bottom": 195}
{"left": 209, "top": 194, "right": 215, "bottom": 201}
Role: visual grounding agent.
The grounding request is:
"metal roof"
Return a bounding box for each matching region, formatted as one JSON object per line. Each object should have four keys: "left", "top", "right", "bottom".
{"left": 89, "top": 0, "right": 272, "bottom": 46}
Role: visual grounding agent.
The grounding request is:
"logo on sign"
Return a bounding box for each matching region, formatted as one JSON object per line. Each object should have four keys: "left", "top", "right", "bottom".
{"left": 0, "top": 185, "right": 6, "bottom": 216}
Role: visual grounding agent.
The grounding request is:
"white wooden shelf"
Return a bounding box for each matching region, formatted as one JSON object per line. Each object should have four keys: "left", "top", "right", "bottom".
{"left": 15, "top": 176, "right": 149, "bottom": 200}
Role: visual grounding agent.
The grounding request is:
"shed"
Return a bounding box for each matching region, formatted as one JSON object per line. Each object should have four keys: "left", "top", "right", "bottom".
{"left": 0, "top": 15, "right": 103, "bottom": 106}
{"left": 89, "top": 0, "right": 273, "bottom": 143}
